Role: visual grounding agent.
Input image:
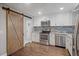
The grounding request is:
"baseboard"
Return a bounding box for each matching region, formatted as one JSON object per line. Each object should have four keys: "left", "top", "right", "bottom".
{"left": 49, "top": 45, "right": 55, "bottom": 47}
{"left": 25, "top": 42, "right": 32, "bottom": 46}
{"left": 32, "top": 41, "right": 55, "bottom": 47}
{"left": 55, "top": 45, "right": 65, "bottom": 48}
{"left": 24, "top": 41, "right": 32, "bottom": 47}
{"left": 32, "top": 41, "right": 47, "bottom": 46}
{"left": 32, "top": 41, "right": 39, "bottom": 43}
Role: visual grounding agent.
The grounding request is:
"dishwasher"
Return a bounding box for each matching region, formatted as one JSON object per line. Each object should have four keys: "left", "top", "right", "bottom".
{"left": 55, "top": 34, "right": 66, "bottom": 48}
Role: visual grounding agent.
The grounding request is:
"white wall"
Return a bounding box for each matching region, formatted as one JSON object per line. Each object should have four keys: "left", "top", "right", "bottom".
{"left": 24, "top": 17, "right": 33, "bottom": 46}
{"left": 0, "top": 7, "right": 6, "bottom": 56}
{"left": 34, "top": 12, "right": 74, "bottom": 26}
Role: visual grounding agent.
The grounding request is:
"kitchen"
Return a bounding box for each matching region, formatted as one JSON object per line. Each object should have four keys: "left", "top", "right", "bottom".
{"left": 32, "top": 11, "right": 74, "bottom": 55}
{"left": 0, "top": 3, "right": 79, "bottom": 56}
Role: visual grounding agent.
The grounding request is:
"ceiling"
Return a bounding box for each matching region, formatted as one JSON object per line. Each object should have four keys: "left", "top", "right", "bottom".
{"left": 3, "top": 3, "right": 78, "bottom": 17}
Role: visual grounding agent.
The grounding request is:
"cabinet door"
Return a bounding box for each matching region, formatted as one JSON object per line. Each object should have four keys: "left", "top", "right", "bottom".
{"left": 60, "top": 35, "right": 65, "bottom": 47}
{"left": 55, "top": 34, "right": 60, "bottom": 46}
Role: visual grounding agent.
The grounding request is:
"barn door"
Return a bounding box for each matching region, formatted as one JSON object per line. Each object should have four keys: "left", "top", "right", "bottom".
{"left": 6, "top": 11, "right": 24, "bottom": 55}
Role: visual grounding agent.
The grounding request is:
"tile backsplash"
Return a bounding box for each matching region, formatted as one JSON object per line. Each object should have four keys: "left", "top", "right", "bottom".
{"left": 33, "top": 26, "right": 74, "bottom": 33}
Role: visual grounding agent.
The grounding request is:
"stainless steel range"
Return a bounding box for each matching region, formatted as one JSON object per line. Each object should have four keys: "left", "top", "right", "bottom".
{"left": 40, "top": 31, "right": 50, "bottom": 45}
{"left": 40, "top": 20, "right": 51, "bottom": 45}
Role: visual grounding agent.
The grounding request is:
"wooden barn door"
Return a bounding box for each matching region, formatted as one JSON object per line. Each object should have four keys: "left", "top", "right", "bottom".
{"left": 6, "top": 11, "right": 24, "bottom": 55}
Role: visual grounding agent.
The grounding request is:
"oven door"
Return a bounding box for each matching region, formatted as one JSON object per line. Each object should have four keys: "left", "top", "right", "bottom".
{"left": 40, "top": 33, "right": 49, "bottom": 45}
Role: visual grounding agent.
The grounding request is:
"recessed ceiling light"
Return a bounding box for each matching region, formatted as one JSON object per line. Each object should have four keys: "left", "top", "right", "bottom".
{"left": 38, "top": 11, "right": 42, "bottom": 15}
{"left": 60, "top": 7, "right": 64, "bottom": 10}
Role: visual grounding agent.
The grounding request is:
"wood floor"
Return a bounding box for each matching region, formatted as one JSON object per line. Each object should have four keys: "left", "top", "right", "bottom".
{"left": 10, "top": 42, "right": 69, "bottom": 56}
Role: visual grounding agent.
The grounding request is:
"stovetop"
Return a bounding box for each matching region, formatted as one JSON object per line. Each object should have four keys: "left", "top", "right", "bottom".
{"left": 40, "top": 31, "right": 50, "bottom": 34}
